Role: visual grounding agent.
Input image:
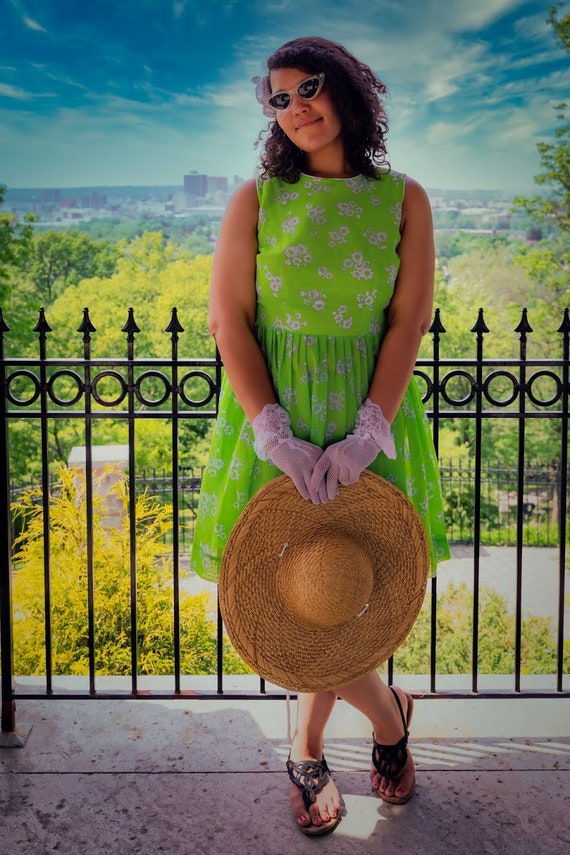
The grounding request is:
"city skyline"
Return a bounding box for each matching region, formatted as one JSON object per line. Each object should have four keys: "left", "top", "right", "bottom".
{"left": 1, "top": 0, "right": 568, "bottom": 193}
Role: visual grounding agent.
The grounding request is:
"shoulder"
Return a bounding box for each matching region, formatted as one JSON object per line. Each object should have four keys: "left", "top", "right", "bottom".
{"left": 222, "top": 178, "right": 259, "bottom": 229}
{"left": 403, "top": 175, "right": 430, "bottom": 205}
{"left": 401, "top": 176, "right": 432, "bottom": 227}
{"left": 229, "top": 177, "right": 259, "bottom": 211}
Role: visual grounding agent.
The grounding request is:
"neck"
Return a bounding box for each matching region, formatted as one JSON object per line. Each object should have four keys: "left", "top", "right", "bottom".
{"left": 304, "top": 144, "right": 355, "bottom": 179}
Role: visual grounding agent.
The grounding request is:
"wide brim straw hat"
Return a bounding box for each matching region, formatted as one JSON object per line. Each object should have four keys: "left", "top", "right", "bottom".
{"left": 219, "top": 471, "right": 429, "bottom": 693}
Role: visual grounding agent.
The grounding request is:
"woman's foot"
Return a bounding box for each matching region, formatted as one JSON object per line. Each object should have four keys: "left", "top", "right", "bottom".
{"left": 369, "top": 685, "right": 416, "bottom": 804}
{"left": 288, "top": 742, "right": 342, "bottom": 833}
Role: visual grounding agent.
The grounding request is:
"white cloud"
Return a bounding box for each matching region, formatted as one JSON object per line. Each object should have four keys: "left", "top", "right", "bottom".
{"left": 0, "top": 82, "right": 33, "bottom": 100}
{"left": 23, "top": 15, "right": 46, "bottom": 33}
{"left": 432, "top": 0, "right": 525, "bottom": 32}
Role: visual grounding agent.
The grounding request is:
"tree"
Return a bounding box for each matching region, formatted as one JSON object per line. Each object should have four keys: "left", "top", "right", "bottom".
{"left": 25, "top": 229, "right": 119, "bottom": 303}
{"left": 549, "top": 0, "right": 570, "bottom": 51}
{"left": 0, "top": 184, "right": 35, "bottom": 300}
{"left": 513, "top": 4, "right": 570, "bottom": 232}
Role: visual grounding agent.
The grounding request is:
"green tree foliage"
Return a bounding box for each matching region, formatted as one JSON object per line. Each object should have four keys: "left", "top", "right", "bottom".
{"left": 513, "top": 236, "right": 570, "bottom": 348}
{"left": 11, "top": 466, "right": 249, "bottom": 677}
{"left": 0, "top": 184, "right": 35, "bottom": 300}
{"left": 24, "top": 229, "right": 119, "bottom": 303}
{"left": 3, "top": 233, "right": 215, "bottom": 481}
{"left": 432, "top": 240, "right": 536, "bottom": 357}
{"left": 78, "top": 213, "right": 218, "bottom": 251}
{"left": 44, "top": 231, "right": 213, "bottom": 357}
{"left": 427, "top": 233, "right": 565, "bottom": 469}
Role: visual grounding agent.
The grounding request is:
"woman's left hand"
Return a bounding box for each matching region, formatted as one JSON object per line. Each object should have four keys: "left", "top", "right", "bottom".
{"left": 308, "top": 435, "right": 379, "bottom": 502}
{"left": 308, "top": 399, "right": 396, "bottom": 502}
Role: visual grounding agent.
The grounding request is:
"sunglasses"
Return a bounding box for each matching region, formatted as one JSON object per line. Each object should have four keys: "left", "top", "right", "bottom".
{"left": 265, "top": 72, "right": 325, "bottom": 112}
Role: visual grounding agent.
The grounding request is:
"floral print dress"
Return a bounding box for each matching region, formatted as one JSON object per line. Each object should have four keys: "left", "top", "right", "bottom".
{"left": 190, "top": 171, "right": 450, "bottom": 581}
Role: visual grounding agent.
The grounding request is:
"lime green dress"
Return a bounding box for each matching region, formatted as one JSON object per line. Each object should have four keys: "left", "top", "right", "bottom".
{"left": 191, "top": 171, "right": 450, "bottom": 581}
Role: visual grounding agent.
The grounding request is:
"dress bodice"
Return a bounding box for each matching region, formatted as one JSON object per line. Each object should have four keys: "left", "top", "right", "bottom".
{"left": 255, "top": 171, "right": 405, "bottom": 337}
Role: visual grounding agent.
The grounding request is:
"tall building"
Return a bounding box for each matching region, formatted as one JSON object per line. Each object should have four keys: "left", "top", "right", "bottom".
{"left": 184, "top": 173, "right": 207, "bottom": 197}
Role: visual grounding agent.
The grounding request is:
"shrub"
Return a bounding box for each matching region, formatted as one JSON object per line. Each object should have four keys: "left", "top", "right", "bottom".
{"left": 394, "top": 583, "right": 568, "bottom": 675}
{"left": 11, "top": 466, "right": 249, "bottom": 677}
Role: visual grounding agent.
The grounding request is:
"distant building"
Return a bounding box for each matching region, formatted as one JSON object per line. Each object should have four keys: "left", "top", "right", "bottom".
{"left": 207, "top": 176, "right": 228, "bottom": 194}
{"left": 42, "top": 188, "right": 60, "bottom": 204}
{"left": 81, "top": 192, "right": 107, "bottom": 210}
{"left": 184, "top": 173, "right": 207, "bottom": 197}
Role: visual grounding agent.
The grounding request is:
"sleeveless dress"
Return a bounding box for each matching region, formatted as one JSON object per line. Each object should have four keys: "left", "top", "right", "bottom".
{"left": 190, "top": 171, "right": 450, "bottom": 582}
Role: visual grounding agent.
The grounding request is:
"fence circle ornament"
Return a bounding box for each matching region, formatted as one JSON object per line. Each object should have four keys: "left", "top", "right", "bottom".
{"left": 179, "top": 370, "right": 217, "bottom": 408}
{"left": 46, "top": 369, "right": 84, "bottom": 407}
{"left": 134, "top": 370, "right": 171, "bottom": 407}
{"left": 483, "top": 370, "right": 519, "bottom": 407}
{"left": 6, "top": 370, "right": 41, "bottom": 406}
{"left": 526, "top": 371, "right": 563, "bottom": 408}
{"left": 91, "top": 370, "right": 128, "bottom": 407}
{"left": 440, "top": 370, "right": 477, "bottom": 407}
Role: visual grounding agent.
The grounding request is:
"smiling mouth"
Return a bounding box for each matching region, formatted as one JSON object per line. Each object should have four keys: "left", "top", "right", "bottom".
{"left": 296, "top": 117, "right": 321, "bottom": 130}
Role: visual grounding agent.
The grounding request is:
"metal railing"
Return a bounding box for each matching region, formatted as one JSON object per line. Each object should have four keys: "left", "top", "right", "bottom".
{"left": 1, "top": 305, "right": 568, "bottom": 733}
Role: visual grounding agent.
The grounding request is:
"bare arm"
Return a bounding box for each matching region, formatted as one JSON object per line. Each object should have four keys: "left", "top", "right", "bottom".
{"left": 367, "top": 177, "right": 435, "bottom": 422}
{"left": 208, "top": 179, "right": 277, "bottom": 423}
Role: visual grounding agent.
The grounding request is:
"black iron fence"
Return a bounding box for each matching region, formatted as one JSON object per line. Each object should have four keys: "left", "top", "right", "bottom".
{"left": 1, "top": 305, "right": 568, "bottom": 733}
{"left": 8, "top": 458, "right": 563, "bottom": 551}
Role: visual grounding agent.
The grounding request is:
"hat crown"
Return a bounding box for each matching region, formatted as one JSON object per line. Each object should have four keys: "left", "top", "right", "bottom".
{"left": 277, "top": 529, "right": 373, "bottom": 630}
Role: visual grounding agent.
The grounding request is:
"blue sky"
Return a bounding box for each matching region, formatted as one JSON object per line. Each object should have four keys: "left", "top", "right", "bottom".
{"left": 0, "top": 0, "right": 568, "bottom": 192}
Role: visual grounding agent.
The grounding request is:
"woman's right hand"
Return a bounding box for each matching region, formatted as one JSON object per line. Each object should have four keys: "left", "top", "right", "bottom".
{"left": 268, "top": 437, "right": 323, "bottom": 502}
{"left": 252, "top": 403, "right": 323, "bottom": 502}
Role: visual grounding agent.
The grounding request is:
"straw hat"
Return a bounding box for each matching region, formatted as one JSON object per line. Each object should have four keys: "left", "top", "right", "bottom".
{"left": 219, "top": 471, "right": 429, "bottom": 693}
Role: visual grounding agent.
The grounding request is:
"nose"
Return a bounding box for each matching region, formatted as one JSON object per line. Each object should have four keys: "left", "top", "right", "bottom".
{"left": 290, "top": 92, "right": 309, "bottom": 112}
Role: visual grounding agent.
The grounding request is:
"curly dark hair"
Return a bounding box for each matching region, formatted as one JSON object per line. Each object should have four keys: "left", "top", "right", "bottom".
{"left": 256, "top": 37, "right": 390, "bottom": 183}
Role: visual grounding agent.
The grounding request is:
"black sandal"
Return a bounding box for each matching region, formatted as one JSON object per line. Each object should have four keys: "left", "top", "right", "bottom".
{"left": 286, "top": 755, "right": 340, "bottom": 836}
{"left": 371, "top": 685, "right": 415, "bottom": 805}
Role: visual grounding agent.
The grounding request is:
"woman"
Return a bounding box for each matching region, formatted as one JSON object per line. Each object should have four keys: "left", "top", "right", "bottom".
{"left": 191, "top": 36, "right": 450, "bottom": 834}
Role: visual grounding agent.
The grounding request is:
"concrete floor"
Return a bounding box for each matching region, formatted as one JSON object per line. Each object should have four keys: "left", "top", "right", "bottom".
{"left": 1, "top": 689, "right": 568, "bottom": 855}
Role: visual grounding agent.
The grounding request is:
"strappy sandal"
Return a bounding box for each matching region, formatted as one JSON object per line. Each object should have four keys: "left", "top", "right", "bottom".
{"left": 371, "top": 685, "right": 415, "bottom": 805}
{"left": 286, "top": 755, "right": 341, "bottom": 836}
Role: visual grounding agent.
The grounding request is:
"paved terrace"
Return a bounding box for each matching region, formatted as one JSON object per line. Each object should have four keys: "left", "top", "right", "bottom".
{"left": 1, "top": 677, "right": 568, "bottom": 855}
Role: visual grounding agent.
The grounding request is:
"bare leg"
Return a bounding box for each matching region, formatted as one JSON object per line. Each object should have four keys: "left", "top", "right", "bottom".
{"left": 335, "top": 672, "right": 415, "bottom": 801}
{"left": 289, "top": 690, "right": 343, "bottom": 829}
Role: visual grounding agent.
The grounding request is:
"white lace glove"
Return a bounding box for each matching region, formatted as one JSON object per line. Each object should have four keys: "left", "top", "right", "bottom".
{"left": 309, "top": 399, "right": 396, "bottom": 503}
{"left": 252, "top": 403, "right": 323, "bottom": 501}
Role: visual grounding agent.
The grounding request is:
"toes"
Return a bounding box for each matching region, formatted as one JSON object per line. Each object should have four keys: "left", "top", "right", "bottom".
{"left": 289, "top": 769, "right": 342, "bottom": 831}
{"left": 309, "top": 805, "right": 324, "bottom": 826}
{"left": 293, "top": 805, "right": 311, "bottom": 827}
{"left": 395, "top": 763, "right": 415, "bottom": 799}
{"left": 294, "top": 805, "right": 311, "bottom": 827}
{"left": 290, "top": 786, "right": 311, "bottom": 827}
